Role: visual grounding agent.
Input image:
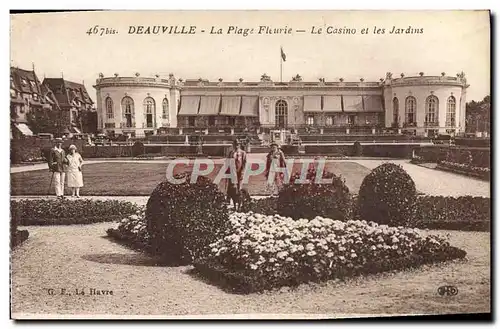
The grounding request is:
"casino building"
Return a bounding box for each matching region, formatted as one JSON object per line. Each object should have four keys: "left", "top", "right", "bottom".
{"left": 93, "top": 71, "right": 468, "bottom": 137}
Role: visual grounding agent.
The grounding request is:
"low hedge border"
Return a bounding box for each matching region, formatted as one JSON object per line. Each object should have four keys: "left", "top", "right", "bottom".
{"left": 20, "top": 215, "right": 135, "bottom": 226}
{"left": 436, "top": 163, "right": 490, "bottom": 181}
{"left": 10, "top": 199, "right": 140, "bottom": 226}
{"left": 11, "top": 229, "right": 29, "bottom": 249}
{"left": 193, "top": 247, "right": 466, "bottom": 294}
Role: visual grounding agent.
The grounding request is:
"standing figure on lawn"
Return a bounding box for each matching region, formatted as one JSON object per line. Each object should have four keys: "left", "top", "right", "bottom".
{"left": 265, "top": 142, "right": 287, "bottom": 195}
{"left": 66, "top": 144, "right": 84, "bottom": 198}
{"left": 225, "top": 140, "right": 248, "bottom": 210}
{"left": 226, "top": 140, "right": 247, "bottom": 191}
{"left": 49, "top": 138, "right": 69, "bottom": 199}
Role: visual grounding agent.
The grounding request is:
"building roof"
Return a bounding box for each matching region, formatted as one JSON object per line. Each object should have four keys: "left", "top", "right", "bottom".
{"left": 42, "top": 78, "right": 94, "bottom": 108}
{"left": 10, "top": 67, "right": 43, "bottom": 95}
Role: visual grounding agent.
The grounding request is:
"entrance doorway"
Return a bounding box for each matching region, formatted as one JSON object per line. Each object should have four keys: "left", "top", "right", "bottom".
{"left": 275, "top": 99, "right": 288, "bottom": 129}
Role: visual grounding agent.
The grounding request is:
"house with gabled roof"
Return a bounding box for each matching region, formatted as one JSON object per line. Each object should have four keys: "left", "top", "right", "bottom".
{"left": 10, "top": 66, "right": 58, "bottom": 137}
{"left": 42, "top": 78, "right": 94, "bottom": 134}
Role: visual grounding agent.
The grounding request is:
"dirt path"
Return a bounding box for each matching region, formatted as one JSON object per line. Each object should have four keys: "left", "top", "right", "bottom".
{"left": 11, "top": 223, "right": 490, "bottom": 319}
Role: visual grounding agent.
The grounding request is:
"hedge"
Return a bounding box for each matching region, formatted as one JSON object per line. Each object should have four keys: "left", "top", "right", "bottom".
{"left": 412, "top": 196, "right": 490, "bottom": 231}
{"left": 10, "top": 199, "right": 140, "bottom": 225}
{"left": 454, "top": 138, "right": 491, "bottom": 148}
{"left": 12, "top": 139, "right": 86, "bottom": 164}
{"left": 304, "top": 144, "right": 417, "bottom": 158}
{"left": 436, "top": 162, "right": 490, "bottom": 181}
{"left": 246, "top": 194, "right": 490, "bottom": 231}
{"left": 416, "top": 146, "right": 490, "bottom": 168}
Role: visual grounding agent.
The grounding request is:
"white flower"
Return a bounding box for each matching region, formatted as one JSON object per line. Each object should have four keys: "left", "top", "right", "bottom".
{"left": 307, "top": 251, "right": 317, "bottom": 256}
{"left": 277, "top": 251, "right": 289, "bottom": 259}
{"left": 306, "top": 243, "right": 315, "bottom": 251}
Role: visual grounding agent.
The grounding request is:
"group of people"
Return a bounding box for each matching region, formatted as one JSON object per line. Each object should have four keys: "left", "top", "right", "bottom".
{"left": 49, "top": 138, "right": 84, "bottom": 199}
{"left": 47, "top": 136, "right": 284, "bottom": 199}
{"left": 226, "top": 139, "right": 286, "bottom": 196}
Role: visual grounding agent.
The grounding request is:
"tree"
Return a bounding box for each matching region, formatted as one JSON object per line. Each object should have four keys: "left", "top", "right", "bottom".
{"left": 466, "top": 95, "right": 490, "bottom": 133}
{"left": 76, "top": 110, "right": 98, "bottom": 134}
{"left": 26, "top": 108, "right": 60, "bottom": 135}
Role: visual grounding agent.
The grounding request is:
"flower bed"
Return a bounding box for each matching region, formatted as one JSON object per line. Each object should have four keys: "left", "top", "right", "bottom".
{"left": 437, "top": 161, "right": 490, "bottom": 180}
{"left": 410, "top": 155, "right": 425, "bottom": 164}
{"left": 413, "top": 196, "right": 490, "bottom": 231}
{"left": 106, "top": 206, "right": 151, "bottom": 251}
{"left": 10, "top": 199, "right": 140, "bottom": 226}
{"left": 194, "top": 212, "right": 466, "bottom": 293}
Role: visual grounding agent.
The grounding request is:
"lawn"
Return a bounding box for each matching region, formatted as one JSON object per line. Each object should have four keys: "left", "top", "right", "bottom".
{"left": 10, "top": 222, "right": 490, "bottom": 318}
{"left": 11, "top": 161, "right": 371, "bottom": 196}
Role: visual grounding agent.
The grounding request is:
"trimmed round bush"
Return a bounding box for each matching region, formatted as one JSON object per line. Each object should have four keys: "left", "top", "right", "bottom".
{"left": 353, "top": 141, "right": 363, "bottom": 156}
{"left": 145, "top": 173, "right": 229, "bottom": 263}
{"left": 277, "top": 165, "right": 352, "bottom": 221}
{"left": 358, "top": 163, "right": 417, "bottom": 226}
{"left": 132, "top": 141, "right": 145, "bottom": 157}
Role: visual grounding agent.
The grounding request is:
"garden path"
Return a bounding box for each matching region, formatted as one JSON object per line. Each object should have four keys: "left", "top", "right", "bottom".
{"left": 11, "top": 223, "right": 490, "bottom": 318}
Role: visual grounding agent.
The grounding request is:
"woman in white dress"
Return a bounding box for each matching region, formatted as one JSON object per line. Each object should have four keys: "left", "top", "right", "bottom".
{"left": 66, "top": 144, "right": 84, "bottom": 197}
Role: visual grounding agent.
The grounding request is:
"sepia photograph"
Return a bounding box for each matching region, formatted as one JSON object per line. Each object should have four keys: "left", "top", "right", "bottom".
{"left": 8, "top": 10, "right": 491, "bottom": 320}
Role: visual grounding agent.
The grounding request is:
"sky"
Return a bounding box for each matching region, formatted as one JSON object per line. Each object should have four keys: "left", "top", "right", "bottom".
{"left": 10, "top": 10, "right": 490, "bottom": 102}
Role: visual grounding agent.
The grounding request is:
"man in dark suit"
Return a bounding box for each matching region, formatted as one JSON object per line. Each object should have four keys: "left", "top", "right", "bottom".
{"left": 49, "top": 138, "right": 68, "bottom": 199}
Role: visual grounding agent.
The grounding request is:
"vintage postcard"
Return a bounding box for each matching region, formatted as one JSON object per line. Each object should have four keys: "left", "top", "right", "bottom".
{"left": 9, "top": 10, "right": 491, "bottom": 320}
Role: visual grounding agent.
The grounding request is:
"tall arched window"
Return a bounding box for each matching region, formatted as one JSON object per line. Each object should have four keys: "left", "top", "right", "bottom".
{"left": 143, "top": 97, "right": 155, "bottom": 128}
{"left": 162, "top": 98, "right": 169, "bottom": 120}
{"left": 446, "top": 96, "right": 456, "bottom": 127}
{"left": 121, "top": 96, "right": 134, "bottom": 128}
{"left": 405, "top": 96, "right": 416, "bottom": 125}
{"left": 425, "top": 95, "right": 439, "bottom": 124}
{"left": 275, "top": 100, "right": 288, "bottom": 128}
{"left": 392, "top": 97, "right": 399, "bottom": 124}
{"left": 105, "top": 97, "right": 114, "bottom": 119}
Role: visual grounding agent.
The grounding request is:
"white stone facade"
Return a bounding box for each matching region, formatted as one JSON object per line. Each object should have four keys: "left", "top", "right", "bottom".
{"left": 94, "top": 72, "right": 469, "bottom": 137}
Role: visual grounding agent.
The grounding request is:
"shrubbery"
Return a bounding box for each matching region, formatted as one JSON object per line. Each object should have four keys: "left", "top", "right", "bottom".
{"left": 277, "top": 166, "right": 352, "bottom": 221}
{"left": 145, "top": 174, "right": 229, "bottom": 263}
{"left": 438, "top": 161, "right": 490, "bottom": 180}
{"left": 358, "top": 163, "right": 417, "bottom": 227}
{"left": 132, "top": 141, "right": 145, "bottom": 157}
{"left": 413, "top": 196, "right": 490, "bottom": 231}
{"left": 10, "top": 210, "right": 29, "bottom": 248}
{"left": 195, "top": 212, "right": 466, "bottom": 293}
{"left": 10, "top": 199, "right": 139, "bottom": 225}
{"left": 353, "top": 141, "right": 363, "bottom": 156}
{"left": 106, "top": 207, "right": 150, "bottom": 251}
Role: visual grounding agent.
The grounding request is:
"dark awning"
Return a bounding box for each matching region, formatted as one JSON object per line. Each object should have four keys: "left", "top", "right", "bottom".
{"left": 343, "top": 96, "right": 364, "bottom": 112}
{"left": 322, "top": 96, "right": 342, "bottom": 112}
{"left": 240, "top": 96, "right": 259, "bottom": 116}
{"left": 363, "top": 95, "right": 384, "bottom": 112}
{"left": 198, "top": 96, "right": 221, "bottom": 116}
{"left": 178, "top": 96, "right": 200, "bottom": 115}
{"left": 303, "top": 96, "right": 322, "bottom": 112}
{"left": 220, "top": 96, "right": 241, "bottom": 116}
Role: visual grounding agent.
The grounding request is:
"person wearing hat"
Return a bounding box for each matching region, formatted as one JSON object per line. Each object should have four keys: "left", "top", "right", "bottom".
{"left": 66, "top": 144, "right": 84, "bottom": 197}
{"left": 264, "top": 142, "right": 287, "bottom": 194}
{"left": 49, "top": 138, "right": 69, "bottom": 199}
{"left": 225, "top": 139, "right": 247, "bottom": 194}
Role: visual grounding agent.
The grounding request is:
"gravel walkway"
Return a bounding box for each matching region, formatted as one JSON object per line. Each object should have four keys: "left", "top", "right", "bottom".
{"left": 11, "top": 223, "right": 490, "bottom": 319}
